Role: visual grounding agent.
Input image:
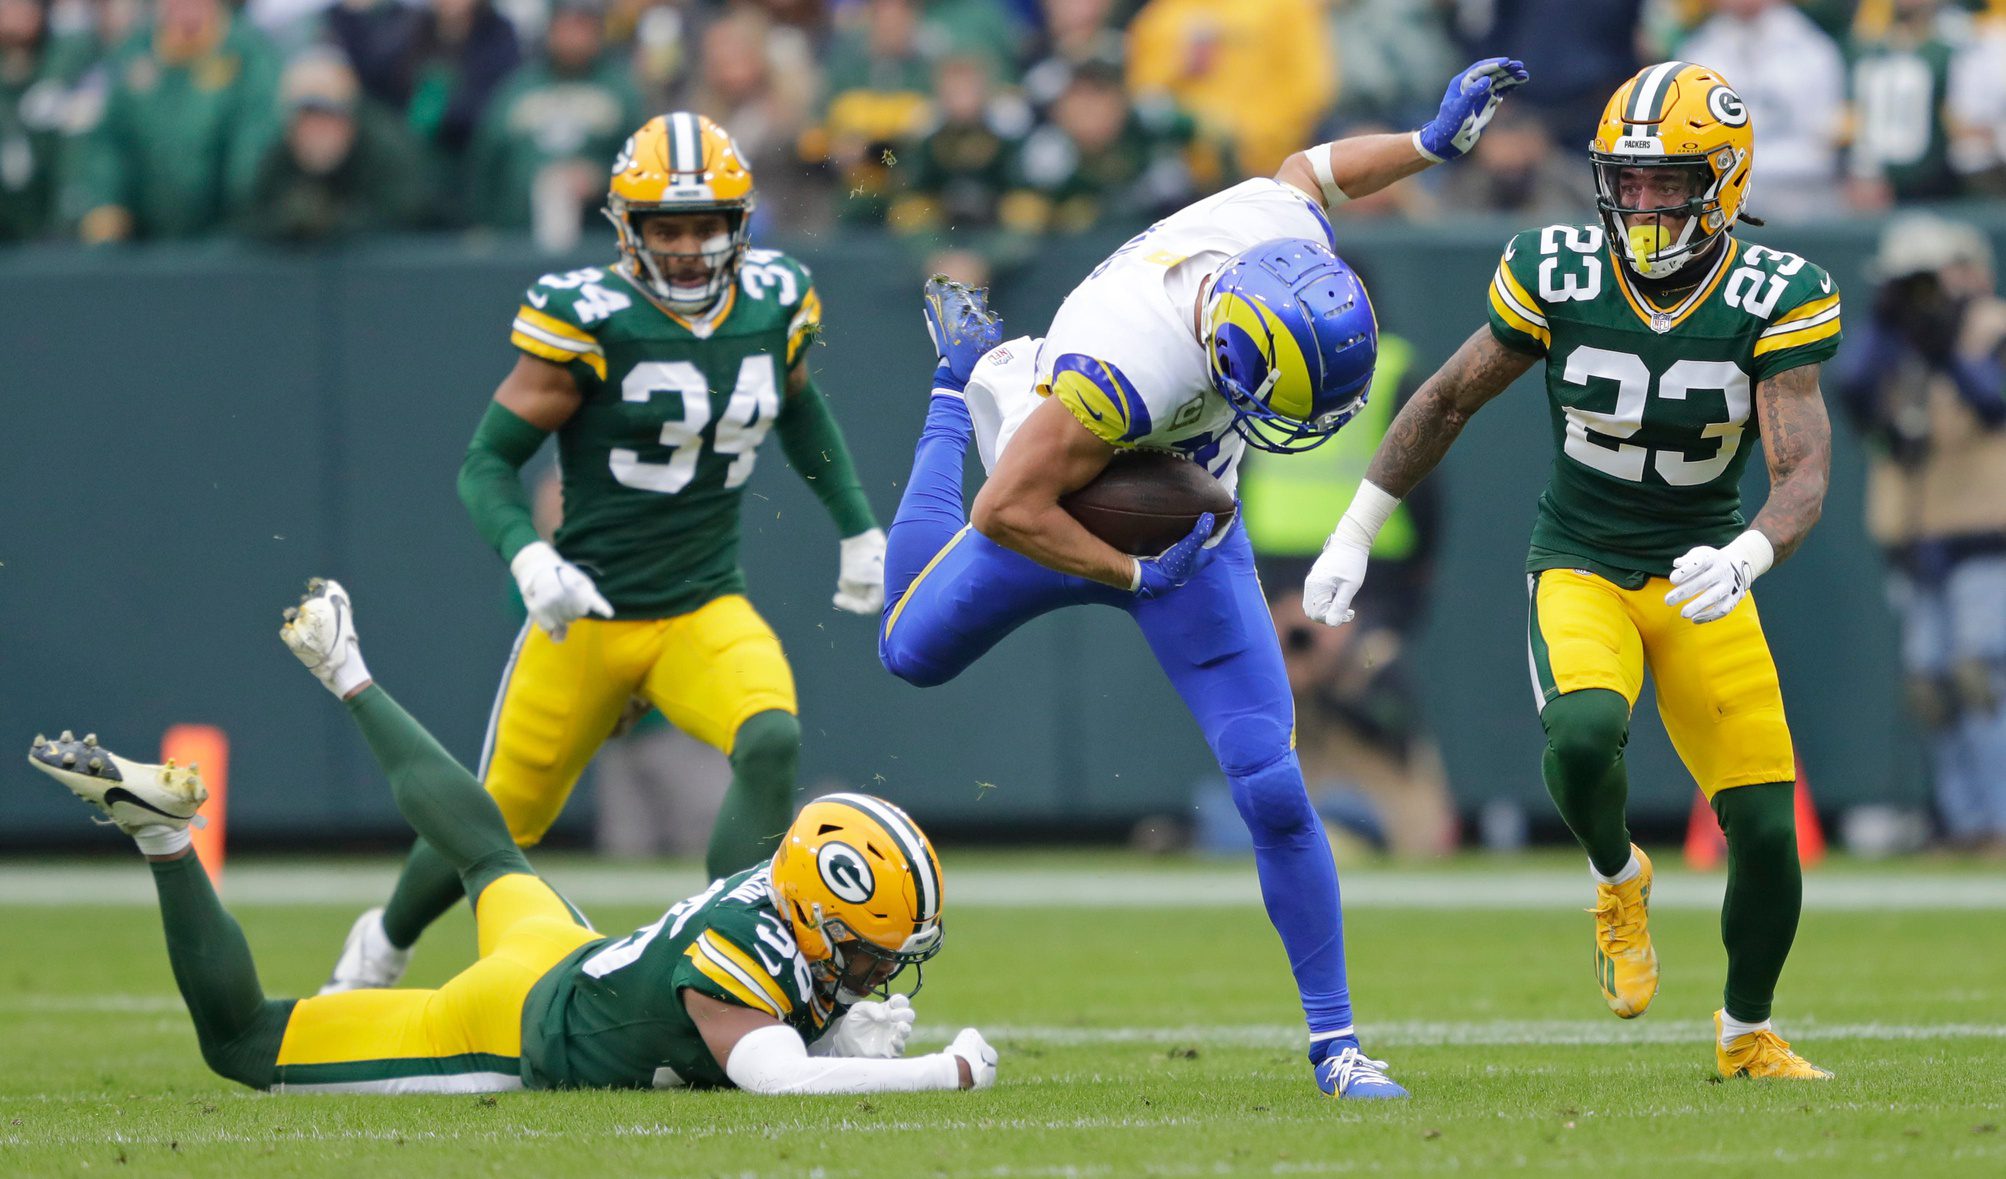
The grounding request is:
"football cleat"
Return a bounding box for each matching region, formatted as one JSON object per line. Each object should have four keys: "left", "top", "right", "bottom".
{"left": 920, "top": 276, "right": 1003, "bottom": 389}
{"left": 27, "top": 732, "right": 207, "bottom": 835}
{"left": 1715, "top": 1011, "right": 1832, "bottom": 1080}
{"left": 280, "top": 577, "right": 369, "bottom": 697}
{"left": 1590, "top": 844, "right": 1659, "bottom": 1019}
{"left": 1315, "top": 1044, "right": 1409, "bottom": 1100}
{"left": 318, "top": 907, "right": 412, "bottom": 994}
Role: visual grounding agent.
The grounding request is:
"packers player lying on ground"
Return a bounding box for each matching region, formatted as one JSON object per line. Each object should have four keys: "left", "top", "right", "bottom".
{"left": 25, "top": 580, "right": 995, "bottom": 1095}
{"left": 1307, "top": 62, "right": 1839, "bottom": 1079}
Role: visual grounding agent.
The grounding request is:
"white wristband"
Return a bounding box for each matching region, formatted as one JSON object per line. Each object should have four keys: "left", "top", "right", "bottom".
{"left": 1410, "top": 129, "right": 1444, "bottom": 164}
{"left": 1306, "top": 142, "right": 1351, "bottom": 208}
{"left": 1721, "top": 529, "right": 1776, "bottom": 580}
{"left": 1332, "top": 481, "right": 1400, "bottom": 551}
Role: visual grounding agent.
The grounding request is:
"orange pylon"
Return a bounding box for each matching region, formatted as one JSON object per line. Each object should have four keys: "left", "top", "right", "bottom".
{"left": 163, "top": 725, "right": 229, "bottom": 887}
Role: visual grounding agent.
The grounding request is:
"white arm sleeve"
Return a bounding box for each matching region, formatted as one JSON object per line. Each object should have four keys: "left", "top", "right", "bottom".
{"left": 725, "top": 1025, "right": 961, "bottom": 1095}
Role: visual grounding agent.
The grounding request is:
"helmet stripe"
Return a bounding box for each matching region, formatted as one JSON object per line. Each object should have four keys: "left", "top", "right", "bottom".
{"left": 1624, "top": 61, "right": 1687, "bottom": 132}
{"left": 669, "top": 111, "right": 700, "bottom": 173}
{"left": 820, "top": 793, "right": 939, "bottom": 921}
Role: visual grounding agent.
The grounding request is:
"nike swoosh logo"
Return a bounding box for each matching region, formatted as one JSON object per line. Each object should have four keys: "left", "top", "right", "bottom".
{"left": 527, "top": 291, "right": 549, "bottom": 308}
{"left": 1820, "top": 275, "right": 1832, "bottom": 293}
{"left": 104, "top": 786, "right": 182, "bottom": 819}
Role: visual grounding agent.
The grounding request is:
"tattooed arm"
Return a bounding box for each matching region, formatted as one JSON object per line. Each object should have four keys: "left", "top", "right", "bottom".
{"left": 1748, "top": 361, "right": 1831, "bottom": 564}
{"left": 1302, "top": 327, "right": 1536, "bottom": 625}
{"left": 1363, "top": 328, "right": 1539, "bottom": 495}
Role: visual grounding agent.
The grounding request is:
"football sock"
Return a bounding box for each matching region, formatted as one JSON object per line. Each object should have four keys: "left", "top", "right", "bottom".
{"left": 884, "top": 393, "right": 973, "bottom": 605}
{"left": 1714, "top": 780, "right": 1800, "bottom": 1024}
{"left": 1539, "top": 689, "right": 1636, "bottom": 878}
{"left": 132, "top": 824, "right": 192, "bottom": 857}
{"left": 1719, "top": 1011, "right": 1772, "bottom": 1047}
{"left": 1591, "top": 850, "right": 1642, "bottom": 887}
{"left": 1230, "top": 752, "right": 1355, "bottom": 1043}
{"left": 707, "top": 709, "right": 800, "bottom": 880}
{"left": 345, "top": 685, "right": 533, "bottom": 905}
{"left": 148, "top": 854, "right": 289, "bottom": 1088}
{"left": 380, "top": 839, "right": 466, "bottom": 950}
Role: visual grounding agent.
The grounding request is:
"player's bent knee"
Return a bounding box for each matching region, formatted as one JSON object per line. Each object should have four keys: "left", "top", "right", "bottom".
{"left": 879, "top": 637, "right": 955, "bottom": 688}
{"left": 199, "top": 1001, "right": 289, "bottom": 1090}
{"left": 730, "top": 709, "right": 800, "bottom": 777}
{"left": 1227, "top": 752, "right": 1319, "bottom": 838}
{"left": 1541, "top": 689, "right": 1631, "bottom": 775}
{"left": 1714, "top": 781, "right": 1797, "bottom": 860}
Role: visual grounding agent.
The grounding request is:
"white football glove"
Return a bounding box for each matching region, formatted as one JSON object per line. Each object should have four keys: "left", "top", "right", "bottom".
{"left": 510, "top": 540, "right": 613, "bottom": 641}
{"left": 1664, "top": 530, "right": 1775, "bottom": 624}
{"left": 1303, "top": 536, "right": 1370, "bottom": 628}
{"left": 1304, "top": 481, "right": 1399, "bottom": 627}
{"left": 834, "top": 528, "right": 887, "bottom": 615}
{"left": 815, "top": 994, "right": 916, "bottom": 1059}
{"left": 944, "top": 1027, "right": 997, "bottom": 1090}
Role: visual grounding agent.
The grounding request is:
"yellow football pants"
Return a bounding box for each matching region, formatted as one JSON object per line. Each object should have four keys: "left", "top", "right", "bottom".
{"left": 1527, "top": 568, "right": 1795, "bottom": 796}
{"left": 271, "top": 874, "right": 599, "bottom": 1092}
{"left": 481, "top": 594, "right": 797, "bottom": 845}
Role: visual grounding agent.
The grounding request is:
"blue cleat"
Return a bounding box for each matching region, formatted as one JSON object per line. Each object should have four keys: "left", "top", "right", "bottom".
{"left": 921, "top": 276, "right": 1003, "bottom": 390}
{"left": 1315, "top": 1044, "right": 1409, "bottom": 1100}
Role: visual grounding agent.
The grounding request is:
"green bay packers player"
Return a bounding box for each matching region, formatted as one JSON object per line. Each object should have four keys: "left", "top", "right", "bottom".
{"left": 24, "top": 580, "right": 993, "bottom": 1095}
{"left": 324, "top": 112, "right": 888, "bottom": 992}
{"left": 1305, "top": 63, "right": 1840, "bottom": 1079}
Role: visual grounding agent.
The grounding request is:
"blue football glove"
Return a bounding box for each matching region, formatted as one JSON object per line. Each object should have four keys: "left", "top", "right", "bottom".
{"left": 1415, "top": 57, "right": 1529, "bottom": 163}
{"left": 1132, "top": 511, "right": 1228, "bottom": 599}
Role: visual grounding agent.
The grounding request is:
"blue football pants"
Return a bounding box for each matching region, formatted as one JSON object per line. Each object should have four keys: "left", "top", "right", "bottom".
{"left": 879, "top": 393, "right": 1357, "bottom": 1042}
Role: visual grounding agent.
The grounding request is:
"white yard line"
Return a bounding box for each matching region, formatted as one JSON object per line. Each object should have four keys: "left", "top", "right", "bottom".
{"left": 2, "top": 864, "right": 2003, "bottom": 910}
{"left": 6, "top": 995, "right": 2002, "bottom": 1049}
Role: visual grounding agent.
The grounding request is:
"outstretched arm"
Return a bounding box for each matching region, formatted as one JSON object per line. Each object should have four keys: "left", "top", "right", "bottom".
{"left": 1365, "top": 329, "right": 1538, "bottom": 495}
{"left": 1302, "top": 329, "right": 1536, "bottom": 626}
{"left": 685, "top": 990, "right": 991, "bottom": 1094}
{"left": 1276, "top": 58, "right": 1528, "bottom": 209}
{"left": 1664, "top": 363, "right": 1831, "bottom": 624}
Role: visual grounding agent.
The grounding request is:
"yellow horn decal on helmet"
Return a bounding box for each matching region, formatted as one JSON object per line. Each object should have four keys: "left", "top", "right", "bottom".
{"left": 1215, "top": 292, "right": 1316, "bottom": 420}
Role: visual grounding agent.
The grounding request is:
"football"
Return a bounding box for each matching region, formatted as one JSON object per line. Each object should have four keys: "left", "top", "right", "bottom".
{"left": 1061, "top": 450, "right": 1237, "bottom": 556}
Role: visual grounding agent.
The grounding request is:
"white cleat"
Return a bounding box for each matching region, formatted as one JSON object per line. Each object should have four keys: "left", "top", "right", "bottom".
{"left": 318, "top": 907, "right": 412, "bottom": 994}
{"left": 27, "top": 732, "right": 207, "bottom": 835}
{"left": 280, "top": 578, "right": 370, "bottom": 697}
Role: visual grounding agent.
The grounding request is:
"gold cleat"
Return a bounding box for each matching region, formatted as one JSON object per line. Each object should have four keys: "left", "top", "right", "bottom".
{"left": 1716, "top": 1011, "right": 1833, "bottom": 1080}
{"left": 1590, "top": 844, "right": 1659, "bottom": 1018}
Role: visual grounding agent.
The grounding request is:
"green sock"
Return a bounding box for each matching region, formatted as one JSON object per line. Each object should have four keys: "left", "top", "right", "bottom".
{"left": 1539, "top": 689, "right": 1635, "bottom": 877}
{"left": 345, "top": 685, "right": 532, "bottom": 904}
{"left": 380, "top": 838, "right": 467, "bottom": 950}
{"left": 1714, "top": 780, "right": 1801, "bottom": 1023}
{"left": 148, "top": 855, "right": 291, "bottom": 1088}
{"left": 706, "top": 709, "right": 800, "bottom": 880}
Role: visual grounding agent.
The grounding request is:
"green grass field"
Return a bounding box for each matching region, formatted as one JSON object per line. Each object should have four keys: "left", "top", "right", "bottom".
{"left": 1, "top": 851, "right": 2001, "bottom": 1177}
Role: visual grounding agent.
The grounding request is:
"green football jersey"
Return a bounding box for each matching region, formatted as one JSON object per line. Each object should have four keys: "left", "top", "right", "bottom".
{"left": 1487, "top": 225, "right": 1843, "bottom": 581}
{"left": 519, "top": 865, "right": 838, "bottom": 1090}
{"left": 507, "top": 249, "right": 823, "bottom": 617}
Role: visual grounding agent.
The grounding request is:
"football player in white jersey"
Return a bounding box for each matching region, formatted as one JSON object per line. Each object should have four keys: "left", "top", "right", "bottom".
{"left": 874, "top": 58, "right": 1529, "bottom": 1100}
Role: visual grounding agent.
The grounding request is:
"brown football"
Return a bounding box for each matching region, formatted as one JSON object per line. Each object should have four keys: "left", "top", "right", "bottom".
{"left": 1061, "top": 450, "right": 1236, "bottom": 556}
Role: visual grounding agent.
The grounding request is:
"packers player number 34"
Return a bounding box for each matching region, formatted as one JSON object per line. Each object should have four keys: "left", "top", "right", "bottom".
{"left": 321, "top": 112, "right": 890, "bottom": 995}
{"left": 1308, "top": 62, "right": 1841, "bottom": 1081}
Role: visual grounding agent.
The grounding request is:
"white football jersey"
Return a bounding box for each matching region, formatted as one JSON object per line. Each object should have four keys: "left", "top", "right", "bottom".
{"left": 964, "top": 178, "right": 1336, "bottom": 491}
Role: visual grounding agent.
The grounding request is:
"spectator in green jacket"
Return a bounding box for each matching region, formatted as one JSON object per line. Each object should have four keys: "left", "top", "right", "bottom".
{"left": 467, "top": 0, "right": 643, "bottom": 242}
{"left": 242, "top": 49, "right": 428, "bottom": 243}
{"left": 64, "top": 0, "right": 281, "bottom": 242}
{"left": 0, "top": 0, "right": 63, "bottom": 240}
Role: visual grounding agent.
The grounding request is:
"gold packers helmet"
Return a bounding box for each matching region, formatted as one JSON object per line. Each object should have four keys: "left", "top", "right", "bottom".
{"left": 1591, "top": 61, "right": 1754, "bottom": 281}
{"left": 770, "top": 793, "right": 944, "bottom": 1001}
{"left": 605, "top": 111, "right": 756, "bottom": 312}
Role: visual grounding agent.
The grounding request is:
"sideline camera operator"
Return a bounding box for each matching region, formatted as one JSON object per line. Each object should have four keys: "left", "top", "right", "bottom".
{"left": 1840, "top": 213, "right": 2006, "bottom": 854}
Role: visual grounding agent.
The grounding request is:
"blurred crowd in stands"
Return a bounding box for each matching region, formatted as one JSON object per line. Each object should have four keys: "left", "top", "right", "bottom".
{"left": 3, "top": 0, "right": 2005, "bottom": 259}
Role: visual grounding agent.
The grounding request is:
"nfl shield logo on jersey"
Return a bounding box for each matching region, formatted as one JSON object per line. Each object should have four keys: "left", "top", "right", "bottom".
{"left": 1649, "top": 311, "right": 1672, "bottom": 334}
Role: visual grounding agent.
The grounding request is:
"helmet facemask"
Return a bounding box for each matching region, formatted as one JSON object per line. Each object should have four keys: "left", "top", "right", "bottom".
{"left": 809, "top": 908, "right": 943, "bottom": 1004}
{"left": 607, "top": 202, "right": 751, "bottom": 315}
{"left": 1592, "top": 150, "right": 1738, "bottom": 281}
{"left": 1201, "top": 288, "right": 1368, "bottom": 456}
